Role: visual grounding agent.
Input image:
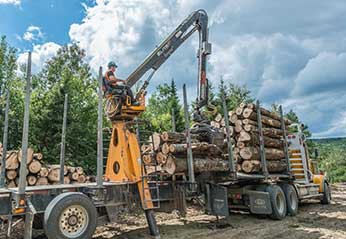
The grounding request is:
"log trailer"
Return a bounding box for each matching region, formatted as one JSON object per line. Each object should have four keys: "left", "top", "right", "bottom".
{"left": 0, "top": 9, "right": 331, "bottom": 239}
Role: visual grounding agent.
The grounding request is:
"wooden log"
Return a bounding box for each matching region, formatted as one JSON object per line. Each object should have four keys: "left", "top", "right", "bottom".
{"left": 64, "top": 176, "right": 71, "bottom": 184}
{"left": 33, "top": 153, "right": 43, "bottom": 161}
{"left": 222, "top": 126, "right": 234, "bottom": 136}
{"left": 18, "top": 148, "right": 34, "bottom": 165}
{"left": 27, "top": 175, "right": 37, "bottom": 186}
{"left": 76, "top": 167, "right": 84, "bottom": 175}
{"left": 220, "top": 118, "right": 226, "bottom": 127}
{"left": 77, "top": 174, "right": 86, "bottom": 183}
{"left": 242, "top": 119, "right": 257, "bottom": 126}
{"left": 161, "top": 131, "right": 186, "bottom": 142}
{"left": 67, "top": 166, "right": 76, "bottom": 173}
{"left": 7, "top": 180, "right": 16, "bottom": 188}
{"left": 162, "top": 155, "right": 176, "bottom": 175}
{"left": 240, "top": 147, "right": 285, "bottom": 160}
{"left": 28, "top": 160, "right": 42, "bottom": 174}
{"left": 6, "top": 170, "right": 17, "bottom": 180}
{"left": 47, "top": 165, "right": 67, "bottom": 182}
{"left": 5, "top": 152, "right": 19, "bottom": 170}
{"left": 210, "top": 121, "right": 221, "bottom": 128}
{"left": 235, "top": 120, "right": 243, "bottom": 133}
{"left": 229, "top": 112, "right": 238, "bottom": 124}
{"left": 174, "top": 157, "right": 230, "bottom": 173}
{"left": 241, "top": 160, "right": 287, "bottom": 173}
{"left": 215, "top": 113, "right": 223, "bottom": 122}
{"left": 152, "top": 133, "right": 161, "bottom": 151}
{"left": 36, "top": 177, "right": 48, "bottom": 186}
{"left": 39, "top": 167, "right": 49, "bottom": 177}
{"left": 238, "top": 130, "right": 251, "bottom": 142}
{"left": 156, "top": 152, "right": 167, "bottom": 165}
{"left": 243, "top": 124, "right": 252, "bottom": 132}
{"left": 242, "top": 109, "right": 282, "bottom": 128}
{"left": 161, "top": 143, "right": 171, "bottom": 154}
{"left": 142, "top": 154, "right": 153, "bottom": 165}
{"left": 236, "top": 141, "right": 246, "bottom": 149}
{"left": 246, "top": 103, "right": 292, "bottom": 125}
{"left": 71, "top": 172, "right": 79, "bottom": 181}
{"left": 236, "top": 107, "right": 244, "bottom": 116}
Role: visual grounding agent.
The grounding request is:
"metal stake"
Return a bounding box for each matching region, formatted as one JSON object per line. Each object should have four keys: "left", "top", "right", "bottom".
{"left": 279, "top": 106, "right": 290, "bottom": 173}
{"left": 183, "top": 84, "right": 195, "bottom": 186}
{"left": 59, "top": 94, "right": 68, "bottom": 184}
{"left": 256, "top": 100, "right": 268, "bottom": 179}
{"left": 18, "top": 52, "right": 31, "bottom": 200}
{"left": 97, "top": 66, "right": 103, "bottom": 187}
{"left": 0, "top": 91, "right": 10, "bottom": 188}
{"left": 171, "top": 108, "right": 176, "bottom": 132}
{"left": 221, "top": 91, "right": 236, "bottom": 179}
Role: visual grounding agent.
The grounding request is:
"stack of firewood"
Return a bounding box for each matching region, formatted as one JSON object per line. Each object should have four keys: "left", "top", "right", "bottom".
{"left": 211, "top": 103, "right": 291, "bottom": 174}
{"left": 0, "top": 146, "right": 88, "bottom": 187}
{"left": 142, "top": 131, "right": 230, "bottom": 175}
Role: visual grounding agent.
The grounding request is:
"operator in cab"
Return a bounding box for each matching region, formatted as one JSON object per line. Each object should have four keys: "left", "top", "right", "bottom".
{"left": 104, "top": 61, "right": 140, "bottom": 106}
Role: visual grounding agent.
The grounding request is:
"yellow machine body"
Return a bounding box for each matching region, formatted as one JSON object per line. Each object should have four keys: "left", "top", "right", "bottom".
{"left": 104, "top": 95, "right": 154, "bottom": 209}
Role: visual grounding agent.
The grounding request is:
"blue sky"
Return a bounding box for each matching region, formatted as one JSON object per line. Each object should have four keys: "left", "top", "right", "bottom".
{"left": 1, "top": 0, "right": 346, "bottom": 138}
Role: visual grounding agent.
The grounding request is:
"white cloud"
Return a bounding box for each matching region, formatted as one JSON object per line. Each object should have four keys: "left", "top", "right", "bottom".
{"left": 66, "top": 0, "right": 346, "bottom": 137}
{"left": 23, "top": 25, "right": 44, "bottom": 42}
{"left": 0, "top": 0, "right": 20, "bottom": 5}
{"left": 17, "top": 42, "right": 61, "bottom": 73}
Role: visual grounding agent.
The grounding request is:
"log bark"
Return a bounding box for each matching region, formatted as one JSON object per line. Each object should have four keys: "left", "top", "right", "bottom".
{"left": 7, "top": 180, "right": 16, "bottom": 188}
{"left": 162, "top": 155, "right": 176, "bottom": 175}
{"left": 67, "top": 166, "right": 76, "bottom": 173}
{"left": 174, "top": 157, "right": 230, "bottom": 174}
{"left": 240, "top": 147, "right": 285, "bottom": 160}
{"left": 242, "top": 109, "right": 282, "bottom": 129}
{"left": 64, "top": 176, "right": 71, "bottom": 184}
{"left": 246, "top": 103, "right": 292, "bottom": 125}
{"left": 241, "top": 160, "right": 287, "bottom": 173}
{"left": 161, "top": 131, "right": 186, "bottom": 142}
{"left": 28, "top": 160, "right": 42, "bottom": 174}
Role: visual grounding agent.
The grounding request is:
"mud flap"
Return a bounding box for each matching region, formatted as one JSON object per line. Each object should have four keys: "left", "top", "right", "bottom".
{"left": 247, "top": 190, "right": 272, "bottom": 214}
{"left": 205, "top": 183, "right": 229, "bottom": 217}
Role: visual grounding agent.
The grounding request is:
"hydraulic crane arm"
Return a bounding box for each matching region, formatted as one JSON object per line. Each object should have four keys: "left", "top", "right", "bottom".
{"left": 126, "top": 9, "right": 212, "bottom": 108}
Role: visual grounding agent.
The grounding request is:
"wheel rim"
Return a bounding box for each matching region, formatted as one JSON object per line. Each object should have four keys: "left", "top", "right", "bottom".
{"left": 59, "top": 205, "right": 89, "bottom": 238}
{"left": 290, "top": 191, "right": 297, "bottom": 210}
{"left": 276, "top": 192, "right": 285, "bottom": 214}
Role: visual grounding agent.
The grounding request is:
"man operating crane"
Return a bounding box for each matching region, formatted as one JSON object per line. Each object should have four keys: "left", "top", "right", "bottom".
{"left": 104, "top": 61, "right": 140, "bottom": 106}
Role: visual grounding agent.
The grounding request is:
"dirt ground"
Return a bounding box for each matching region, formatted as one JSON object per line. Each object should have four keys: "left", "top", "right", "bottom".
{"left": 93, "top": 184, "right": 346, "bottom": 239}
{"left": 1, "top": 184, "right": 345, "bottom": 239}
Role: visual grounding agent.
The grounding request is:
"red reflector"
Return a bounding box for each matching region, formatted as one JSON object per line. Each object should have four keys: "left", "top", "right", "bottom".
{"left": 292, "top": 135, "right": 296, "bottom": 139}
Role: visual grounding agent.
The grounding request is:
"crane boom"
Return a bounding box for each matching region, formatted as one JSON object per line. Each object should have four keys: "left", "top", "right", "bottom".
{"left": 126, "top": 9, "right": 211, "bottom": 108}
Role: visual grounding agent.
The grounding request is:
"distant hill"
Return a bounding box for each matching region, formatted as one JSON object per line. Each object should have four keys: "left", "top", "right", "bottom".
{"left": 308, "top": 137, "right": 346, "bottom": 182}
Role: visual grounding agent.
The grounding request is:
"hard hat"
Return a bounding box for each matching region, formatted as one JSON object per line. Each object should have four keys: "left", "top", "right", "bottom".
{"left": 108, "top": 61, "right": 118, "bottom": 68}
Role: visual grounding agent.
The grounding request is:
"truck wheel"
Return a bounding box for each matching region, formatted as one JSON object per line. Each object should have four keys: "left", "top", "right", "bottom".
{"left": 321, "top": 182, "right": 331, "bottom": 204}
{"left": 280, "top": 184, "right": 298, "bottom": 216}
{"left": 266, "top": 185, "right": 287, "bottom": 220}
{"left": 44, "top": 192, "right": 97, "bottom": 239}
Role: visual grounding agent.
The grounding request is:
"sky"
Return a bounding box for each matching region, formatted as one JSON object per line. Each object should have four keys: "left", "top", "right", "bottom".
{"left": 1, "top": 0, "right": 346, "bottom": 138}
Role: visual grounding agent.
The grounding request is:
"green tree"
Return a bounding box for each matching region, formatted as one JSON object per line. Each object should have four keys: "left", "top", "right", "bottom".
{"left": 141, "top": 79, "right": 184, "bottom": 132}
{"left": 30, "top": 44, "right": 98, "bottom": 172}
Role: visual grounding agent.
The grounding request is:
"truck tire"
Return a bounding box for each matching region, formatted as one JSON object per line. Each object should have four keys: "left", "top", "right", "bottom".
{"left": 266, "top": 185, "right": 287, "bottom": 220}
{"left": 44, "top": 192, "right": 97, "bottom": 239}
{"left": 280, "top": 184, "right": 298, "bottom": 216}
{"left": 321, "top": 182, "right": 331, "bottom": 205}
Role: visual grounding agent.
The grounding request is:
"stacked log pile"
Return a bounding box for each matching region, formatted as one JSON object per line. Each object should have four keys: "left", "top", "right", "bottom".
{"left": 211, "top": 103, "right": 291, "bottom": 174}
{"left": 0, "top": 147, "right": 88, "bottom": 187}
{"left": 142, "top": 132, "right": 229, "bottom": 175}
